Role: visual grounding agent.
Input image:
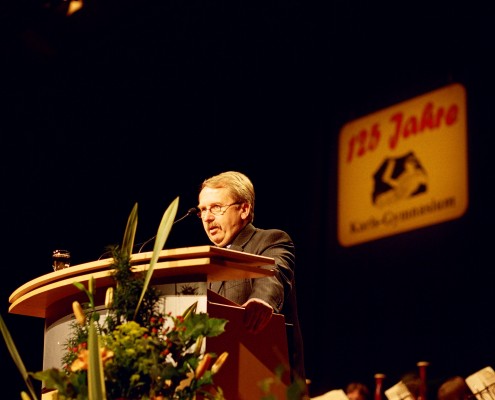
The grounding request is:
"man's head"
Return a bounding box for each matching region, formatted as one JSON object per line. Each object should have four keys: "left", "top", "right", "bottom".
{"left": 346, "top": 382, "right": 370, "bottom": 400}
{"left": 198, "top": 171, "right": 255, "bottom": 247}
{"left": 437, "top": 376, "right": 472, "bottom": 400}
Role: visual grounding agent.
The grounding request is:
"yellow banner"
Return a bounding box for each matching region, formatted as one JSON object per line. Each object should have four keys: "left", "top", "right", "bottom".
{"left": 338, "top": 83, "right": 468, "bottom": 247}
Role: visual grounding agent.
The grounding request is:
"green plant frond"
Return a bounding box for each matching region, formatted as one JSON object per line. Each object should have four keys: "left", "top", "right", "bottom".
{"left": 88, "top": 322, "right": 106, "bottom": 400}
{"left": 73, "top": 280, "right": 95, "bottom": 308}
{"left": 88, "top": 276, "right": 96, "bottom": 308}
{"left": 150, "top": 196, "right": 180, "bottom": 264}
{"left": 89, "top": 276, "right": 95, "bottom": 295}
{"left": 122, "top": 202, "right": 138, "bottom": 259}
{"left": 182, "top": 301, "right": 198, "bottom": 320}
{"left": 0, "top": 314, "right": 39, "bottom": 400}
{"left": 72, "top": 282, "right": 86, "bottom": 292}
{"left": 134, "top": 196, "right": 179, "bottom": 320}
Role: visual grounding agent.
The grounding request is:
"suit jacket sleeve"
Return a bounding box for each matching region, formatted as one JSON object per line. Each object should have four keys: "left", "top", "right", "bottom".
{"left": 230, "top": 224, "right": 295, "bottom": 314}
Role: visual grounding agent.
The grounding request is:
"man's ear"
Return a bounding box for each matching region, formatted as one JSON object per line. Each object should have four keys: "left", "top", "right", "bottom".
{"left": 240, "top": 203, "right": 251, "bottom": 220}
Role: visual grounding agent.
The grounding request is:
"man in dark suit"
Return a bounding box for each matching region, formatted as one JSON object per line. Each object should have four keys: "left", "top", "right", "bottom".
{"left": 197, "top": 170, "right": 306, "bottom": 384}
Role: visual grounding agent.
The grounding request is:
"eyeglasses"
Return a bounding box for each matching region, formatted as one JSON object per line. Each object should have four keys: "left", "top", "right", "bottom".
{"left": 196, "top": 202, "right": 241, "bottom": 218}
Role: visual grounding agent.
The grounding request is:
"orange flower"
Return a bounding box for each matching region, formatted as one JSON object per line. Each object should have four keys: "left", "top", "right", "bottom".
{"left": 195, "top": 353, "right": 212, "bottom": 379}
{"left": 70, "top": 347, "right": 114, "bottom": 372}
{"left": 211, "top": 352, "right": 228, "bottom": 375}
{"left": 72, "top": 301, "right": 86, "bottom": 326}
{"left": 176, "top": 371, "right": 194, "bottom": 391}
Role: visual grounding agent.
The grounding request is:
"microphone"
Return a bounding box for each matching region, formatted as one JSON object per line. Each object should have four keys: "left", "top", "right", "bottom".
{"left": 137, "top": 207, "right": 198, "bottom": 253}
{"left": 173, "top": 207, "right": 199, "bottom": 224}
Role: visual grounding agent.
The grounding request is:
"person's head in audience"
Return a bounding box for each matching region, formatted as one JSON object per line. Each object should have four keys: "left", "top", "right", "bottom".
{"left": 437, "top": 376, "right": 472, "bottom": 400}
{"left": 346, "top": 382, "right": 370, "bottom": 400}
{"left": 401, "top": 372, "right": 422, "bottom": 400}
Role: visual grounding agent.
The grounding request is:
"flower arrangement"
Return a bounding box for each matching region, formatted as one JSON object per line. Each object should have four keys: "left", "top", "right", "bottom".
{"left": 33, "top": 283, "right": 229, "bottom": 400}
{"left": 1, "top": 197, "right": 229, "bottom": 400}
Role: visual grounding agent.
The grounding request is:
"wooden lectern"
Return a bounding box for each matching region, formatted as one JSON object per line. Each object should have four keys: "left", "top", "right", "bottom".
{"left": 9, "top": 245, "right": 291, "bottom": 399}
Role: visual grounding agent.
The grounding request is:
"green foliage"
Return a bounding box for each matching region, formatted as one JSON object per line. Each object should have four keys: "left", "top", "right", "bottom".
{"left": 121, "top": 203, "right": 138, "bottom": 259}
{"left": 105, "top": 244, "right": 161, "bottom": 332}
{"left": 31, "top": 368, "right": 88, "bottom": 400}
{"left": 33, "top": 298, "right": 229, "bottom": 399}
{"left": 135, "top": 196, "right": 179, "bottom": 321}
{"left": 99, "top": 309, "right": 228, "bottom": 399}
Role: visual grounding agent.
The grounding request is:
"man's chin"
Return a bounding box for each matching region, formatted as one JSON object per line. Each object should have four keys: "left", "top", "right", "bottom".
{"left": 208, "top": 234, "right": 223, "bottom": 247}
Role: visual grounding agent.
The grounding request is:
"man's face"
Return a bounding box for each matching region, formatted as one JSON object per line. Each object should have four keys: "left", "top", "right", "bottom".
{"left": 198, "top": 187, "right": 249, "bottom": 247}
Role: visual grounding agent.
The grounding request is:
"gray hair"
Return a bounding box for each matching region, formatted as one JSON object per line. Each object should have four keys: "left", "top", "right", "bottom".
{"left": 200, "top": 171, "right": 255, "bottom": 223}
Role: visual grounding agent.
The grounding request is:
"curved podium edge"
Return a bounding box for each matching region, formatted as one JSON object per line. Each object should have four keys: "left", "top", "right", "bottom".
{"left": 9, "top": 255, "right": 276, "bottom": 319}
{"left": 9, "top": 245, "right": 275, "bottom": 304}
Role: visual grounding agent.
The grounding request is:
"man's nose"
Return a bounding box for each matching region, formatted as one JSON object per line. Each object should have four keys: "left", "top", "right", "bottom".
{"left": 202, "top": 210, "right": 215, "bottom": 221}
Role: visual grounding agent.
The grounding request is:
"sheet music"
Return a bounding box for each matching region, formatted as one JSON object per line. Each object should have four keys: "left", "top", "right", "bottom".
{"left": 466, "top": 366, "right": 495, "bottom": 400}
{"left": 384, "top": 381, "right": 415, "bottom": 400}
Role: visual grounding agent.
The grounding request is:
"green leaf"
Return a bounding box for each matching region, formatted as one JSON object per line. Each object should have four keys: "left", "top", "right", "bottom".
{"left": 30, "top": 368, "right": 76, "bottom": 395}
{"left": 72, "top": 282, "right": 87, "bottom": 292}
{"left": 73, "top": 280, "right": 94, "bottom": 309}
{"left": 0, "top": 313, "right": 39, "bottom": 400}
{"left": 182, "top": 301, "right": 198, "bottom": 320}
{"left": 122, "top": 202, "right": 138, "bottom": 259}
{"left": 134, "top": 196, "right": 179, "bottom": 319}
{"left": 88, "top": 276, "right": 96, "bottom": 309}
{"left": 87, "top": 321, "right": 106, "bottom": 400}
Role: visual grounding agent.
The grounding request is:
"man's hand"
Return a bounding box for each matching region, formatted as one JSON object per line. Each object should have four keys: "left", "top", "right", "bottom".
{"left": 241, "top": 298, "right": 274, "bottom": 334}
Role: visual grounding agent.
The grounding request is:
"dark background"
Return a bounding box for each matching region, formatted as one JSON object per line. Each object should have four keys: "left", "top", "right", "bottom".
{"left": 1, "top": 1, "right": 494, "bottom": 398}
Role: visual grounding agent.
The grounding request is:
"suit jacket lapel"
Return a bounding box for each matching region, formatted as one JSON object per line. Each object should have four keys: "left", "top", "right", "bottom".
{"left": 230, "top": 223, "right": 256, "bottom": 251}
